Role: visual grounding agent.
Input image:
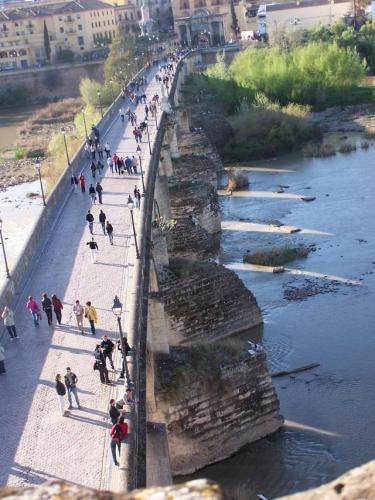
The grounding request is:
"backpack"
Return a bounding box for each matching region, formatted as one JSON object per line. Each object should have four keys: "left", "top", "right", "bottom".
{"left": 112, "top": 424, "right": 121, "bottom": 441}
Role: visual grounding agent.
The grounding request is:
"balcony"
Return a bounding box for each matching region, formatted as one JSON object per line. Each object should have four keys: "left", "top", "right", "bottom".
{"left": 64, "top": 18, "right": 76, "bottom": 23}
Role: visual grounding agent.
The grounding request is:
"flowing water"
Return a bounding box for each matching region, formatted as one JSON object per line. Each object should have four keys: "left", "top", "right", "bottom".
{"left": 180, "top": 140, "right": 375, "bottom": 498}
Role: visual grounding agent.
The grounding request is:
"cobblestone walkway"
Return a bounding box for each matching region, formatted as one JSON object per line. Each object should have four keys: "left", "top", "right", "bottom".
{"left": 0, "top": 70, "right": 161, "bottom": 489}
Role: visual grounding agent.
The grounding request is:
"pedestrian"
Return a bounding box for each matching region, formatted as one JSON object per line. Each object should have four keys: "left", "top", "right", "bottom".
{"left": 107, "top": 155, "right": 114, "bottom": 173}
{"left": 133, "top": 128, "right": 140, "bottom": 144}
{"left": 104, "top": 142, "right": 111, "bottom": 158}
{"left": 125, "top": 156, "right": 132, "bottom": 174}
{"left": 97, "top": 143, "right": 103, "bottom": 160}
{"left": 79, "top": 174, "right": 86, "bottom": 193}
{"left": 85, "top": 301, "right": 97, "bottom": 335}
{"left": 73, "top": 299, "right": 84, "bottom": 334}
{"left": 86, "top": 237, "right": 98, "bottom": 263}
{"left": 86, "top": 209, "right": 94, "bottom": 234}
{"left": 55, "top": 374, "right": 68, "bottom": 416}
{"left": 119, "top": 108, "right": 125, "bottom": 122}
{"left": 1, "top": 306, "right": 18, "bottom": 339}
{"left": 135, "top": 188, "right": 141, "bottom": 209}
{"left": 84, "top": 142, "right": 90, "bottom": 159}
{"left": 97, "top": 160, "right": 104, "bottom": 178}
{"left": 89, "top": 184, "right": 96, "bottom": 204}
{"left": 106, "top": 221, "right": 114, "bottom": 245}
{"left": 90, "top": 162, "right": 96, "bottom": 179}
{"left": 0, "top": 344, "right": 5, "bottom": 375}
{"left": 64, "top": 367, "right": 81, "bottom": 409}
{"left": 118, "top": 157, "right": 124, "bottom": 175}
{"left": 109, "top": 399, "right": 120, "bottom": 424}
{"left": 41, "top": 292, "right": 53, "bottom": 325}
{"left": 26, "top": 296, "right": 40, "bottom": 327}
{"left": 99, "top": 209, "right": 106, "bottom": 234}
{"left": 71, "top": 175, "right": 78, "bottom": 193}
{"left": 51, "top": 294, "right": 63, "bottom": 325}
{"left": 94, "top": 345, "right": 109, "bottom": 383}
{"left": 110, "top": 415, "right": 128, "bottom": 466}
{"left": 145, "top": 104, "right": 149, "bottom": 118}
{"left": 112, "top": 153, "right": 118, "bottom": 174}
{"left": 131, "top": 156, "right": 138, "bottom": 174}
{"left": 100, "top": 335, "right": 115, "bottom": 369}
{"left": 96, "top": 182, "right": 103, "bottom": 204}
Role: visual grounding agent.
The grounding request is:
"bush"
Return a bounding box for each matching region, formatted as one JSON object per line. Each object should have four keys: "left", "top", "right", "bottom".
{"left": 14, "top": 147, "right": 26, "bottom": 159}
{"left": 243, "top": 245, "right": 310, "bottom": 266}
{"left": 79, "top": 77, "right": 118, "bottom": 108}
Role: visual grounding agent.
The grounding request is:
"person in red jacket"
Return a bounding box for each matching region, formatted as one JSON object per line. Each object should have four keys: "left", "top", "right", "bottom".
{"left": 51, "top": 294, "right": 63, "bottom": 325}
{"left": 79, "top": 174, "right": 86, "bottom": 193}
{"left": 110, "top": 415, "right": 128, "bottom": 466}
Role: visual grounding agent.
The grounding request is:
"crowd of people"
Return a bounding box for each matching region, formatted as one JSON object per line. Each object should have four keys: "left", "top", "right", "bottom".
{"left": 0, "top": 48, "right": 186, "bottom": 468}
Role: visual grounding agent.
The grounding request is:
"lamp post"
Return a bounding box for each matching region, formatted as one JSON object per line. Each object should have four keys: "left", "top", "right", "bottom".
{"left": 35, "top": 159, "right": 46, "bottom": 207}
{"left": 97, "top": 90, "right": 103, "bottom": 117}
{"left": 127, "top": 196, "right": 140, "bottom": 259}
{"left": 81, "top": 106, "right": 88, "bottom": 138}
{"left": 154, "top": 102, "right": 158, "bottom": 130}
{"left": 0, "top": 219, "right": 10, "bottom": 279}
{"left": 109, "top": 78, "right": 115, "bottom": 102}
{"left": 144, "top": 118, "right": 152, "bottom": 155}
{"left": 61, "top": 128, "right": 72, "bottom": 176}
{"left": 136, "top": 145, "right": 145, "bottom": 195}
{"left": 112, "top": 295, "right": 128, "bottom": 381}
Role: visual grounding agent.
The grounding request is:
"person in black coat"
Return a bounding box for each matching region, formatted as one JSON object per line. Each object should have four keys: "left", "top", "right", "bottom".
{"left": 94, "top": 345, "right": 109, "bottom": 384}
{"left": 96, "top": 182, "right": 103, "bottom": 204}
{"left": 55, "top": 374, "right": 68, "bottom": 416}
{"left": 109, "top": 398, "right": 120, "bottom": 424}
{"left": 42, "top": 293, "right": 53, "bottom": 325}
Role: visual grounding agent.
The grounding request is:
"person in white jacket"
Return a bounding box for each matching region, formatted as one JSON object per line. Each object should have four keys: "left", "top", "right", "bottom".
{"left": 1, "top": 306, "right": 18, "bottom": 339}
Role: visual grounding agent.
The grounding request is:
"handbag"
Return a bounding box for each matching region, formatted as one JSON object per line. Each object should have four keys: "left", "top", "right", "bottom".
{"left": 93, "top": 361, "right": 98, "bottom": 371}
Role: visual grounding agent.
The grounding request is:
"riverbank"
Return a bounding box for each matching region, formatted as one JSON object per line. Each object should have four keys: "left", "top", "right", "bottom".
{"left": 0, "top": 98, "right": 82, "bottom": 191}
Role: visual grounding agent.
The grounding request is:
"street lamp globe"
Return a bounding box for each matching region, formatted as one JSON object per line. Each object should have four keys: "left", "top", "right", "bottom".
{"left": 97, "top": 90, "right": 101, "bottom": 97}
{"left": 112, "top": 295, "right": 123, "bottom": 317}
{"left": 61, "top": 127, "right": 66, "bottom": 135}
{"left": 35, "top": 159, "right": 40, "bottom": 170}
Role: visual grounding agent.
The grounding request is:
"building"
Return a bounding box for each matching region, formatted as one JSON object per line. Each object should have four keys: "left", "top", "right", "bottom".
{"left": 170, "top": 0, "right": 251, "bottom": 46}
{"left": 112, "top": 0, "right": 141, "bottom": 34}
{"left": 0, "top": 0, "right": 116, "bottom": 70}
{"left": 257, "top": 0, "right": 353, "bottom": 34}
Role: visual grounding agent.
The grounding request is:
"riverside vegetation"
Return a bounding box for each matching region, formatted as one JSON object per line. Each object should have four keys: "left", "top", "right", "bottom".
{"left": 189, "top": 23, "right": 375, "bottom": 161}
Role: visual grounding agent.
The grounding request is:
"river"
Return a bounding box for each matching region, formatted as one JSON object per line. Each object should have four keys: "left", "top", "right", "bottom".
{"left": 0, "top": 104, "right": 46, "bottom": 150}
{"left": 181, "top": 140, "right": 375, "bottom": 498}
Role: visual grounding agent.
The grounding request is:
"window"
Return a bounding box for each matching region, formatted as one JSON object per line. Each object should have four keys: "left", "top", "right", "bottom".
{"left": 67, "top": 15, "right": 72, "bottom": 21}
{"left": 92, "top": 22, "right": 94, "bottom": 28}
{"left": 93, "top": 34, "right": 96, "bottom": 42}
{"left": 105, "top": 30, "right": 108, "bottom": 37}
{"left": 118, "top": 14, "right": 122, "bottom": 20}
{"left": 180, "top": 0, "right": 189, "bottom": 7}
{"left": 112, "top": 19, "right": 114, "bottom": 24}
{"left": 98, "top": 21, "right": 101, "bottom": 27}
{"left": 15, "top": 22, "right": 18, "bottom": 27}
{"left": 80, "top": 46, "right": 84, "bottom": 50}
{"left": 78, "top": 24, "right": 82, "bottom": 30}
{"left": 60, "top": 26, "right": 64, "bottom": 33}
{"left": 130, "top": 12, "right": 134, "bottom": 19}
{"left": 103, "top": 20, "right": 106, "bottom": 26}
{"left": 137, "top": 10, "right": 141, "bottom": 19}
{"left": 16, "top": 32, "right": 19, "bottom": 36}
{"left": 95, "top": 22, "right": 98, "bottom": 27}
{"left": 77, "top": 14, "right": 80, "bottom": 19}
{"left": 125, "top": 12, "right": 128, "bottom": 20}
{"left": 78, "top": 35, "right": 84, "bottom": 45}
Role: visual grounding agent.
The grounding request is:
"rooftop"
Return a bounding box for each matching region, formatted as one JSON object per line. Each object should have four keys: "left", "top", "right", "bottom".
{"left": 0, "top": 0, "right": 113, "bottom": 21}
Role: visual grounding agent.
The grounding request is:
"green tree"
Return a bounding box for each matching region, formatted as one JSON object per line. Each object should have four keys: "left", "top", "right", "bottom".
{"left": 43, "top": 21, "right": 51, "bottom": 61}
{"left": 104, "top": 27, "right": 149, "bottom": 84}
{"left": 79, "top": 78, "right": 115, "bottom": 107}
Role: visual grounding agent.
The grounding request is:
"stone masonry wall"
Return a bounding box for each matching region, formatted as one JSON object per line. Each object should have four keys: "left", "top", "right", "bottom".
{"left": 155, "top": 352, "right": 282, "bottom": 475}
{"left": 160, "top": 262, "right": 263, "bottom": 345}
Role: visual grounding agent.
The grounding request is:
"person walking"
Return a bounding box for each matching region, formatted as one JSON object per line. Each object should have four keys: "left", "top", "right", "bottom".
{"left": 100, "top": 335, "right": 115, "bottom": 370}
{"left": 64, "top": 367, "right": 81, "bottom": 409}
{"left": 89, "top": 184, "right": 96, "bottom": 204}
{"left": 96, "top": 182, "right": 103, "bottom": 204}
{"left": 104, "top": 142, "right": 111, "bottom": 158}
{"left": 145, "top": 104, "right": 149, "bottom": 118}
{"left": 26, "top": 296, "right": 40, "bottom": 327}
{"left": 97, "top": 160, "right": 104, "bottom": 179}
{"left": 73, "top": 299, "right": 84, "bottom": 334}
{"left": 85, "top": 301, "right": 97, "bottom": 335}
{"left": 134, "top": 186, "right": 141, "bottom": 209}
{"left": 90, "top": 143, "right": 96, "bottom": 160}
{"left": 86, "top": 237, "right": 98, "bottom": 263}
{"left": 119, "top": 108, "right": 125, "bottom": 122}
{"left": 94, "top": 345, "right": 109, "bottom": 383}
{"left": 110, "top": 415, "right": 128, "bottom": 466}
{"left": 106, "top": 221, "right": 114, "bottom": 245}
{"left": 86, "top": 210, "right": 94, "bottom": 235}
{"left": 71, "top": 175, "right": 78, "bottom": 193}
{"left": 79, "top": 174, "right": 86, "bottom": 193}
{"left": 0, "top": 344, "right": 5, "bottom": 375}
{"left": 97, "top": 143, "right": 103, "bottom": 160}
{"left": 55, "top": 374, "right": 68, "bottom": 416}
{"left": 51, "top": 294, "right": 63, "bottom": 325}
{"left": 1, "top": 306, "right": 18, "bottom": 339}
{"left": 125, "top": 156, "right": 132, "bottom": 175}
{"left": 90, "top": 162, "right": 96, "bottom": 179}
{"left": 109, "top": 399, "right": 120, "bottom": 425}
{"left": 107, "top": 155, "right": 114, "bottom": 173}
{"left": 99, "top": 210, "right": 106, "bottom": 235}
{"left": 131, "top": 156, "right": 138, "bottom": 174}
{"left": 41, "top": 293, "right": 53, "bottom": 325}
